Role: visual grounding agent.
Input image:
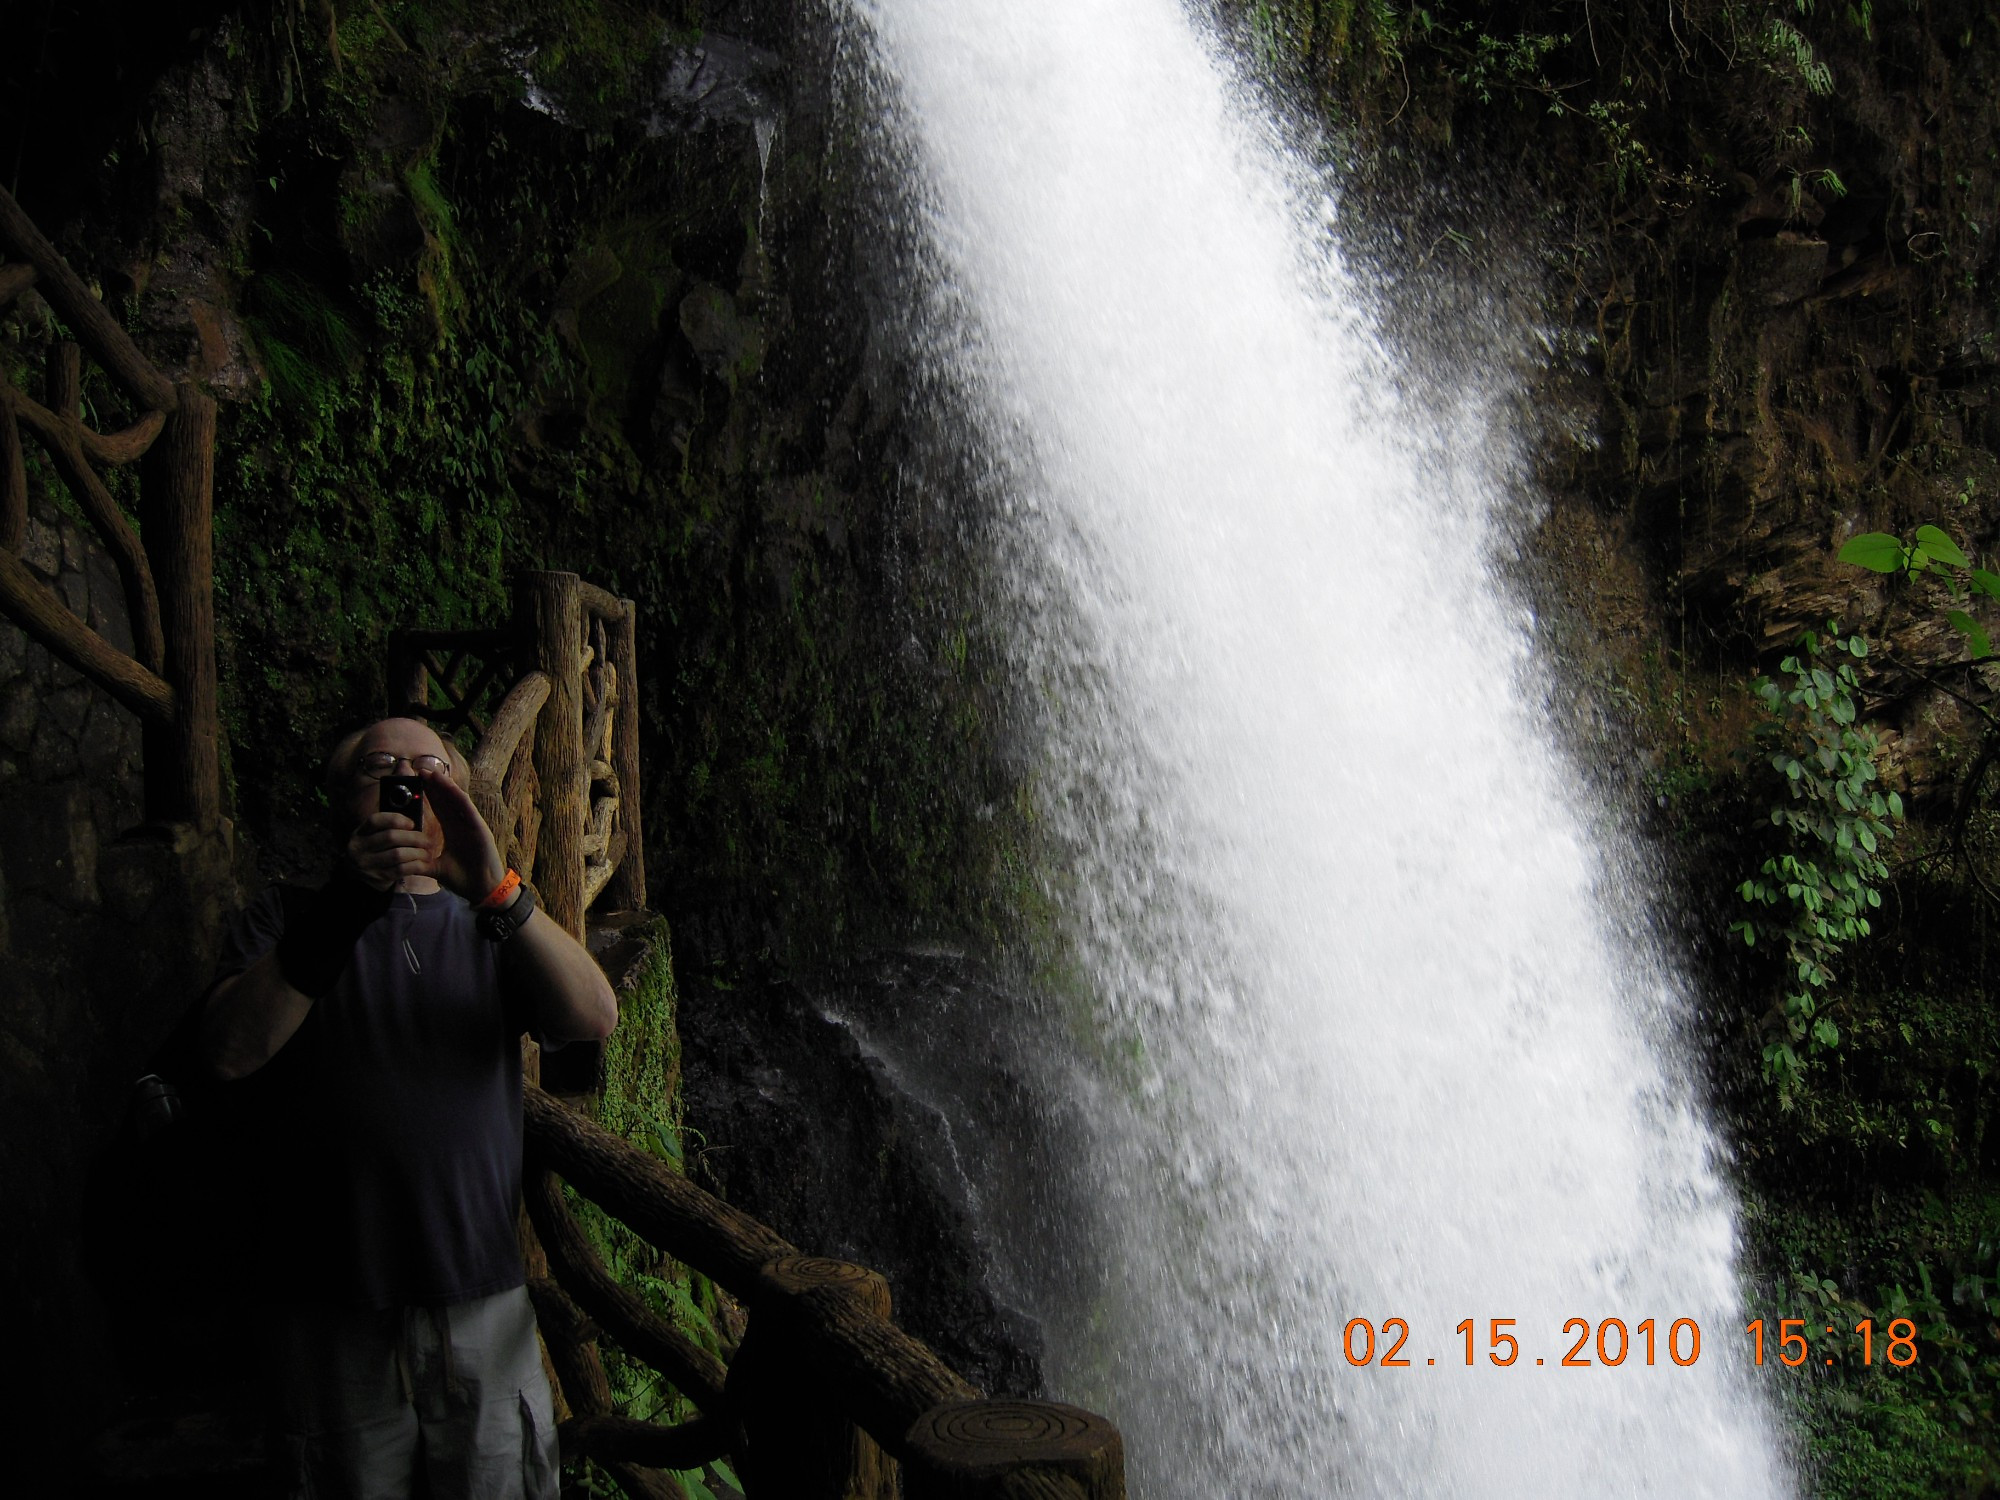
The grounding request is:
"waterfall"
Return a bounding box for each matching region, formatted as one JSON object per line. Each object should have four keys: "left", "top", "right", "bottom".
{"left": 834, "top": 1, "right": 1797, "bottom": 1494}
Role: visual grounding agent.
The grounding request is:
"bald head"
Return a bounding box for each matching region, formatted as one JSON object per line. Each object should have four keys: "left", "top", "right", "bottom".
{"left": 322, "top": 716, "right": 452, "bottom": 792}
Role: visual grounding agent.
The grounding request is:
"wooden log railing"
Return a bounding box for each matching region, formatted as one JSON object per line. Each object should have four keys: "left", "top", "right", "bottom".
{"left": 522, "top": 1085, "right": 1127, "bottom": 1500}
{"left": 0, "top": 184, "right": 220, "bottom": 829}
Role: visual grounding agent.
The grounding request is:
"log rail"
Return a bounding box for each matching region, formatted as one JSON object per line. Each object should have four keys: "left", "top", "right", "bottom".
{"left": 0, "top": 184, "right": 219, "bottom": 829}
{"left": 522, "top": 1084, "right": 1126, "bottom": 1499}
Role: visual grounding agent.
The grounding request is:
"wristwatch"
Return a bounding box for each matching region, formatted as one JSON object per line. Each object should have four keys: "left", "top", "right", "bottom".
{"left": 477, "top": 881, "right": 536, "bottom": 943}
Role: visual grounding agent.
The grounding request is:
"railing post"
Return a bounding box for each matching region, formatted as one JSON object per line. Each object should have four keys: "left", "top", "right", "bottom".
{"left": 386, "top": 633, "right": 429, "bottom": 717}
{"left": 603, "top": 597, "right": 646, "bottom": 912}
{"left": 138, "top": 381, "right": 219, "bottom": 831}
{"left": 729, "top": 1257, "right": 895, "bottom": 1500}
{"left": 518, "top": 571, "right": 586, "bottom": 941}
{"left": 527, "top": 1274, "right": 682, "bottom": 1500}
{"left": 902, "top": 1401, "right": 1126, "bottom": 1500}
{"left": 512, "top": 565, "right": 585, "bottom": 1384}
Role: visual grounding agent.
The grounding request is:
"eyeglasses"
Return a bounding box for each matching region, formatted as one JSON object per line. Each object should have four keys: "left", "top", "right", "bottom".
{"left": 355, "top": 751, "right": 451, "bottom": 780}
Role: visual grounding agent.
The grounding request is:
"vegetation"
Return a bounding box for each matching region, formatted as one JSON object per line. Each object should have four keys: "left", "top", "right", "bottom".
{"left": 1732, "top": 624, "right": 1902, "bottom": 1096}
{"left": 563, "top": 916, "right": 747, "bottom": 1499}
{"left": 171, "top": 0, "right": 1022, "bottom": 974}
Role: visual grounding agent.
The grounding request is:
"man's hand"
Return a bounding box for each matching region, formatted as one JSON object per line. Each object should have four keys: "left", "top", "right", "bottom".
{"left": 341, "top": 769, "right": 505, "bottom": 900}
{"left": 416, "top": 767, "right": 507, "bottom": 901}
{"left": 344, "top": 804, "right": 441, "bottom": 892}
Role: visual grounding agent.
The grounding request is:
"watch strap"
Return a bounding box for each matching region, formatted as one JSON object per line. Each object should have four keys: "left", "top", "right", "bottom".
{"left": 477, "top": 881, "right": 535, "bottom": 943}
{"left": 478, "top": 868, "right": 523, "bottom": 909}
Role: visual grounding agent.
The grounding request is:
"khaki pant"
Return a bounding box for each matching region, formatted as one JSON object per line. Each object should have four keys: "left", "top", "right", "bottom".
{"left": 264, "top": 1286, "right": 560, "bottom": 1499}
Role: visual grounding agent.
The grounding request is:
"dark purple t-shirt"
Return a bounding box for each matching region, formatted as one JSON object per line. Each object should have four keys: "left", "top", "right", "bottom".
{"left": 217, "top": 885, "right": 529, "bottom": 1309}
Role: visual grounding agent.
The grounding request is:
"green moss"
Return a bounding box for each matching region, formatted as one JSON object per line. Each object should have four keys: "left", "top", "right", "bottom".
{"left": 214, "top": 271, "right": 535, "bottom": 828}
{"left": 558, "top": 917, "right": 741, "bottom": 1497}
{"left": 243, "top": 271, "right": 367, "bottom": 410}
{"left": 402, "top": 156, "right": 465, "bottom": 333}
{"left": 592, "top": 915, "right": 684, "bottom": 1150}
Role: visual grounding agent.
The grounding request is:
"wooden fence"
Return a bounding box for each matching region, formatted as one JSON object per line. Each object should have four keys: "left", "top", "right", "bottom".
{"left": 522, "top": 1087, "right": 1126, "bottom": 1500}
{"left": 1, "top": 184, "right": 1127, "bottom": 1500}
{"left": 0, "top": 184, "right": 219, "bottom": 831}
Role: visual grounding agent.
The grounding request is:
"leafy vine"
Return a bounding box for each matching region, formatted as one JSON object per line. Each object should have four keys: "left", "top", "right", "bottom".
{"left": 1733, "top": 625, "right": 1902, "bottom": 1096}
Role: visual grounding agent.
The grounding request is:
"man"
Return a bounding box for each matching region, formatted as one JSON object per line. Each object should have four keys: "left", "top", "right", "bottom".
{"left": 202, "top": 714, "right": 618, "bottom": 1499}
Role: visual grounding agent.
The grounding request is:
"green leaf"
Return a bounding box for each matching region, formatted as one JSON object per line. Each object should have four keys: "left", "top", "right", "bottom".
{"left": 1838, "top": 532, "right": 1907, "bottom": 572}
{"left": 1946, "top": 609, "right": 1993, "bottom": 659}
{"left": 1971, "top": 569, "right": 2000, "bottom": 602}
{"left": 1813, "top": 1018, "right": 1840, "bottom": 1046}
{"left": 1915, "top": 524, "right": 1970, "bottom": 567}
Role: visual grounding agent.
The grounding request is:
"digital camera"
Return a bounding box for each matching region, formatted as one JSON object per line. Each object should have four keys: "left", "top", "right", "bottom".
{"left": 380, "top": 775, "right": 424, "bottom": 828}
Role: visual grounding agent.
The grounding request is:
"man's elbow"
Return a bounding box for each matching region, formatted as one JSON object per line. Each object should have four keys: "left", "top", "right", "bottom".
{"left": 208, "top": 1050, "right": 255, "bottom": 1083}
{"left": 549, "top": 981, "right": 617, "bottom": 1044}
{"left": 583, "top": 983, "right": 618, "bottom": 1041}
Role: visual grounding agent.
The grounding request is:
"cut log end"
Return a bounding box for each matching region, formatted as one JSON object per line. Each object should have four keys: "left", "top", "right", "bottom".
{"left": 755, "top": 1255, "right": 893, "bottom": 1313}
{"left": 903, "top": 1401, "right": 1125, "bottom": 1500}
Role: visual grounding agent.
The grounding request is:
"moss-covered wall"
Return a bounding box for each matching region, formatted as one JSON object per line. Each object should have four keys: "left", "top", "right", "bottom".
{"left": 2, "top": 0, "right": 1018, "bottom": 958}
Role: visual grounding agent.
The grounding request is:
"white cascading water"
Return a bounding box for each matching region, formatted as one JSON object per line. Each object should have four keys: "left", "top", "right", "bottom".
{"left": 836, "top": 1, "right": 1798, "bottom": 1495}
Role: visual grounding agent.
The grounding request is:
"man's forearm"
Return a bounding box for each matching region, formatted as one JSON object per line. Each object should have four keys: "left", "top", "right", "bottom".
{"left": 501, "top": 907, "right": 618, "bottom": 1043}
{"left": 201, "top": 953, "right": 315, "bottom": 1080}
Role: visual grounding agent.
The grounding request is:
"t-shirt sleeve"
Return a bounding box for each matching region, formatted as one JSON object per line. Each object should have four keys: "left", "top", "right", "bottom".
{"left": 212, "top": 885, "right": 289, "bottom": 982}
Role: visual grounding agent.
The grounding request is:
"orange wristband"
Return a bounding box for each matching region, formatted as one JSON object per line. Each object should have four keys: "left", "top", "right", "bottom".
{"left": 478, "top": 869, "right": 522, "bottom": 909}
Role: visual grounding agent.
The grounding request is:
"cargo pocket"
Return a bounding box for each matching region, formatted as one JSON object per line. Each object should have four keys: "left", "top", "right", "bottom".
{"left": 520, "top": 1388, "right": 560, "bottom": 1499}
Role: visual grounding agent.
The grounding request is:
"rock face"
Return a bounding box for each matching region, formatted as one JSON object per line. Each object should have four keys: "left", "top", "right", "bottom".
{"left": 679, "top": 952, "right": 1050, "bottom": 1401}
